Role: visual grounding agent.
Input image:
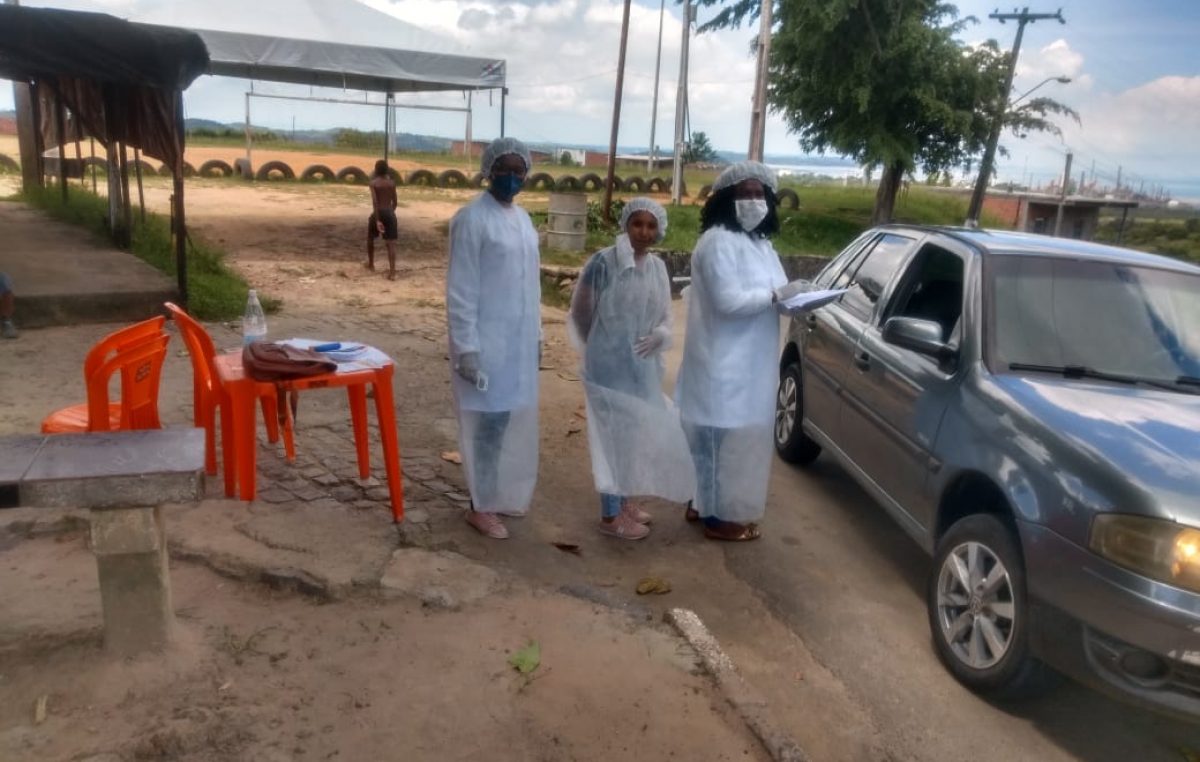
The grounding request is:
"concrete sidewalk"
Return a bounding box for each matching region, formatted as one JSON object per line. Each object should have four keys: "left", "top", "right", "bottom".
{"left": 0, "top": 200, "right": 175, "bottom": 328}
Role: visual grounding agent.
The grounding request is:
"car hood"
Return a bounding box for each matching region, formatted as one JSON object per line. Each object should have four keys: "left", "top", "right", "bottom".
{"left": 992, "top": 374, "right": 1200, "bottom": 523}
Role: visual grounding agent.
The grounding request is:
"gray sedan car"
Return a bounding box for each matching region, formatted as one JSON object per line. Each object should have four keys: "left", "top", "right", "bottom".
{"left": 774, "top": 225, "right": 1200, "bottom": 717}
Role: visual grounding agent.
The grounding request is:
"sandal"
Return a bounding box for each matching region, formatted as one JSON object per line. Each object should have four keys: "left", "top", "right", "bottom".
{"left": 703, "top": 521, "right": 761, "bottom": 542}
{"left": 685, "top": 500, "right": 700, "bottom": 523}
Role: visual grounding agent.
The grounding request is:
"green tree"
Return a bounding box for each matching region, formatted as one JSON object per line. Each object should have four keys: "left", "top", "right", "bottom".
{"left": 695, "top": 1, "right": 1075, "bottom": 223}
{"left": 684, "top": 130, "right": 719, "bottom": 163}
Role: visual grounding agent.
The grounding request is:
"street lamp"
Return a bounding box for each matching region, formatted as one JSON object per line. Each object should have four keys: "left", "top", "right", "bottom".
{"left": 1011, "top": 75, "right": 1071, "bottom": 107}
{"left": 965, "top": 74, "right": 1071, "bottom": 227}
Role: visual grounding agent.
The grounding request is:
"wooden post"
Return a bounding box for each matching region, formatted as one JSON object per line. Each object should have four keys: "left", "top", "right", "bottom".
{"left": 117, "top": 142, "right": 132, "bottom": 246}
{"left": 603, "top": 0, "right": 633, "bottom": 223}
{"left": 173, "top": 91, "right": 188, "bottom": 306}
{"left": 89, "top": 137, "right": 97, "bottom": 194}
{"left": 55, "top": 92, "right": 67, "bottom": 203}
{"left": 133, "top": 146, "right": 145, "bottom": 222}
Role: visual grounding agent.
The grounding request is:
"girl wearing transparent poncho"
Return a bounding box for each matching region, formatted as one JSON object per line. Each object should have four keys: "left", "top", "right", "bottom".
{"left": 569, "top": 198, "right": 695, "bottom": 540}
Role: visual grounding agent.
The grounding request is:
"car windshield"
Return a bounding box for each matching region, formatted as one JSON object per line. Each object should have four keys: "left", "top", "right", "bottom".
{"left": 987, "top": 255, "right": 1200, "bottom": 384}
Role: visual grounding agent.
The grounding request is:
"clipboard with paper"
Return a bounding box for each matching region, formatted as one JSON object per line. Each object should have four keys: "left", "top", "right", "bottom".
{"left": 776, "top": 281, "right": 848, "bottom": 314}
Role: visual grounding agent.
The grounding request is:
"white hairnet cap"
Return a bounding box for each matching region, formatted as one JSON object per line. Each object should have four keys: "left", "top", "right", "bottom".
{"left": 619, "top": 197, "right": 668, "bottom": 243}
{"left": 481, "top": 137, "right": 533, "bottom": 175}
{"left": 712, "top": 161, "right": 778, "bottom": 194}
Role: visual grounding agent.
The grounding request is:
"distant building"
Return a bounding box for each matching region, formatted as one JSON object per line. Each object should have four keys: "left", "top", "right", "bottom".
{"left": 982, "top": 191, "right": 1138, "bottom": 241}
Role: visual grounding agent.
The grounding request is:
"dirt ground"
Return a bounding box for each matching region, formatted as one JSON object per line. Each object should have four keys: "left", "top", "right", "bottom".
{"left": 0, "top": 155, "right": 899, "bottom": 761}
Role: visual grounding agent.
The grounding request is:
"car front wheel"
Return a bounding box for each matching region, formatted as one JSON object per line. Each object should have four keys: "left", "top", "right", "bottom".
{"left": 774, "top": 362, "right": 821, "bottom": 464}
{"left": 927, "top": 514, "right": 1055, "bottom": 699}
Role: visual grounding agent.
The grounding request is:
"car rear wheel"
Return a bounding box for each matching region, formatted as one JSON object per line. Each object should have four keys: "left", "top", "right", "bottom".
{"left": 774, "top": 362, "right": 821, "bottom": 464}
{"left": 927, "top": 514, "right": 1055, "bottom": 698}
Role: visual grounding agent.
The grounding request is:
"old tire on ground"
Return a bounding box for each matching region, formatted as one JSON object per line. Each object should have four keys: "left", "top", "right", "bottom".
{"left": 133, "top": 159, "right": 157, "bottom": 177}
{"left": 198, "top": 159, "right": 234, "bottom": 178}
{"left": 336, "top": 166, "right": 369, "bottom": 184}
{"left": 697, "top": 184, "right": 713, "bottom": 201}
{"left": 407, "top": 169, "right": 436, "bottom": 187}
{"left": 438, "top": 169, "right": 469, "bottom": 188}
{"left": 300, "top": 164, "right": 336, "bottom": 181}
{"left": 646, "top": 177, "right": 668, "bottom": 193}
{"left": 469, "top": 172, "right": 486, "bottom": 188}
{"left": 774, "top": 362, "right": 822, "bottom": 465}
{"left": 928, "top": 513, "right": 1056, "bottom": 699}
{"left": 624, "top": 175, "right": 646, "bottom": 192}
{"left": 256, "top": 160, "right": 295, "bottom": 181}
{"left": 0, "top": 154, "right": 20, "bottom": 173}
{"left": 777, "top": 187, "right": 800, "bottom": 210}
{"left": 668, "top": 178, "right": 688, "bottom": 197}
{"left": 579, "top": 173, "right": 604, "bottom": 191}
{"left": 387, "top": 168, "right": 405, "bottom": 185}
{"left": 181, "top": 162, "right": 195, "bottom": 178}
{"left": 555, "top": 175, "right": 580, "bottom": 191}
{"left": 526, "top": 172, "right": 555, "bottom": 191}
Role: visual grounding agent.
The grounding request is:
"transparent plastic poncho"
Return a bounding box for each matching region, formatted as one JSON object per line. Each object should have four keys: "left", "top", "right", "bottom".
{"left": 569, "top": 235, "right": 695, "bottom": 503}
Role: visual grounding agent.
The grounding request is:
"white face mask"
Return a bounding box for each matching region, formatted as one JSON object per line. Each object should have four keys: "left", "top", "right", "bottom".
{"left": 735, "top": 198, "right": 769, "bottom": 231}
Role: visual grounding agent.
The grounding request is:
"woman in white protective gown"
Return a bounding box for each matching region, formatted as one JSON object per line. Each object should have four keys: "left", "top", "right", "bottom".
{"left": 446, "top": 137, "right": 542, "bottom": 540}
{"left": 675, "top": 161, "right": 811, "bottom": 541}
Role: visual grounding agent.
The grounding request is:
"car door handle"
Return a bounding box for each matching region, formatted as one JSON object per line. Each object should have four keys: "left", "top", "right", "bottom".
{"left": 853, "top": 351, "right": 871, "bottom": 370}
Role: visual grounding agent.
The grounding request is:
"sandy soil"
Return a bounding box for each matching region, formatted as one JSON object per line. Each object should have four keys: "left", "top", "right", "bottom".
{"left": 0, "top": 171, "right": 879, "bottom": 760}
{"left": 0, "top": 534, "right": 763, "bottom": 762}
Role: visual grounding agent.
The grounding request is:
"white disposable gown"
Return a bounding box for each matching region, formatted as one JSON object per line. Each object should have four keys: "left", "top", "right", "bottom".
{"left": 569, "top": 236, "right": 695, "bottom": 503}
{"left": 675, "top": 226, "right": 788, "bottom": 523}
{"left": 446, "top": 191, "right": 541, "bottom": 513}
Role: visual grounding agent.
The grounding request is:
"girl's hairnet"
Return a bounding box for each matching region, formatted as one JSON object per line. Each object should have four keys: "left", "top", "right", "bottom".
{"left": 481, "top": 137, "right": 533, "bottom": 176}
{"left": 619, "top": 197, "right": 668, "bottom": 243}
{"left": 712, "top": 161, "right": 778, "bottom": 194}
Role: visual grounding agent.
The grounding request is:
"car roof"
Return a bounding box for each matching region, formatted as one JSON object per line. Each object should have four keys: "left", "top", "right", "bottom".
{"left": 873, "top": 224, "right": 1200, "bottom": 275}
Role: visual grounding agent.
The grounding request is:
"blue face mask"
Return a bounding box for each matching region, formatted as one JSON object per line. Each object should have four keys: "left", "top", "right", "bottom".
{"left": 490, "top": 173, "right": 524, "bottom": 202}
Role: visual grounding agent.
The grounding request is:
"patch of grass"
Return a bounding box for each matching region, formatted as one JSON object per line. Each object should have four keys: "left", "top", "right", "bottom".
{"left": 1095, "top": 216, "right": 1200, "bottom": 262}
{"left": 17, "top": 185, "right": 274, "bottom": 320}
{"left": 540, "top": 271, "right": 573, "bottom": 309}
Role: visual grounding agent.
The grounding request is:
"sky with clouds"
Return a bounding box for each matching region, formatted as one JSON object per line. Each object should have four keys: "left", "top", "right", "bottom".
{"left": 4, "top": 0, "right": 1199, "bottom": 198}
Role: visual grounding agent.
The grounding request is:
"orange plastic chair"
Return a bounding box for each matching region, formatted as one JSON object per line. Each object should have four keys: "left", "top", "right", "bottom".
{"left": 164, "top": 302, "right": 291, "bottom": 479}
{"left": 41, "top": 316, "right": 169, "bottom": 433}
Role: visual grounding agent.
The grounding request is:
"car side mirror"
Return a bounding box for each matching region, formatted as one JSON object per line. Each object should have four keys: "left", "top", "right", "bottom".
{"left": 882, "top": 317, "right": 956, "bottom": 361}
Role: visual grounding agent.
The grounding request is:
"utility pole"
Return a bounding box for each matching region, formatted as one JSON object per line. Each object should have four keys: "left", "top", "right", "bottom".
{"left": 648, "top": 0, "right": 666, "bottom": 173}
{"left": 965, "top": 6, "right": 1065, "bottom": 227}
{"left": 603, "top": 0, "right": 633, "bottom": 223}
{"left": 1053, "top": 150, "right": 1073, "bottom": 237}
{"left": 747, "top": 0, "right": 773, "bottom": 161}
{"left": 671, "top": 0, "right": 693, "bottom": 205}
{"left": 1115, "top": 164, "right": 1122, "bottom": 193}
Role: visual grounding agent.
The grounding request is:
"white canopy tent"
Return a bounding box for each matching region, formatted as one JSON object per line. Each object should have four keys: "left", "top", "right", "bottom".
{"left": 131, "top": 0, "right": 507, "bottom": 162}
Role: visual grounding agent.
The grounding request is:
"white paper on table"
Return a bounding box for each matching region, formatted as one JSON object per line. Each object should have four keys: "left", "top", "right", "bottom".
{"left": 280, "top": 338, "right": 392, "bottom": 371}
{"left": 778, "top": 288, "right": 848, "bottom": 314}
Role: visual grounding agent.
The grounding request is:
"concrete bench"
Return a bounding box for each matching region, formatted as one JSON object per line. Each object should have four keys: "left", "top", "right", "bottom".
{"left": 1, "top": 429, "right": 204, "bottom": 656}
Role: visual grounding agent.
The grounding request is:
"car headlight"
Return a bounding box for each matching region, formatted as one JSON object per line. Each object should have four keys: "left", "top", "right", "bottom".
{"left": 1090, "top": 515, "right": 1200, "bottom": 594}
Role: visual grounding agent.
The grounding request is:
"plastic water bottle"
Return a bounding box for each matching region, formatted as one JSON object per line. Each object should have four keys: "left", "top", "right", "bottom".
{"left": 242, "top": 289, "right": 267, "bottom": 346}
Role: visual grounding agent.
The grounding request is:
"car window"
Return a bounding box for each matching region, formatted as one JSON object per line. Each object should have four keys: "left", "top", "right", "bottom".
{"left": 816, "top": 232, "right": 876, "bottom": 288}
{"left": 886, "top": 244, "right": 964, "bottom": 341}
{"left": 987, "top": 256, "right": 1200, "bottom": 380}
{"left": 839, "top": 234, "right": 915, "bottom": 321}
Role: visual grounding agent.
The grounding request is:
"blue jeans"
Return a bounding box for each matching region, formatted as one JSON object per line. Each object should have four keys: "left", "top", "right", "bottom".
{"left": 685, "top": 424, "right": 728, "bottom": 527}
{"left": 471, "top": 410, "right": 510, "bottom": 511}
{"left": 600, "top": 493, "right": 623, "bottom": 519}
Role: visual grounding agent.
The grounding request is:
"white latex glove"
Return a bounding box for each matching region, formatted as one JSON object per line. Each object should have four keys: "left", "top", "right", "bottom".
{"left": 456, "top": 351, "right": 487, "bottom": 390}
{"left": 773, "top": 279, "right": 813, "bottom": 303}
{"left": 634, "top": 326, "right": 670, "bottom": 358}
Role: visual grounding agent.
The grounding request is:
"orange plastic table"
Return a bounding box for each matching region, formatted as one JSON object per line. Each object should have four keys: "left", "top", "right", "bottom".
{"left": 213, "top": 351, "right": 404, "bottom": 522}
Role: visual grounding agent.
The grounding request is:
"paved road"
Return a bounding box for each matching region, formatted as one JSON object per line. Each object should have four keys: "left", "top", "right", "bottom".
{"left": 655, "top": 303, "right": 1199, "bottom": 760}
{"left": 722, "top": 396, "right": 1199, "bottom": 761}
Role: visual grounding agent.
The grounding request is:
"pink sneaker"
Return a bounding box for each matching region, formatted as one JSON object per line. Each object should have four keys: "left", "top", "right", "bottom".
{"left": 599, "top": 512, "right": 650, "bottom": 540}
{"left": 466, "top": 511, "right": 509, "bottom": 539}
{"left": 621, "top": 501, "right": 652, "bottom": 525}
